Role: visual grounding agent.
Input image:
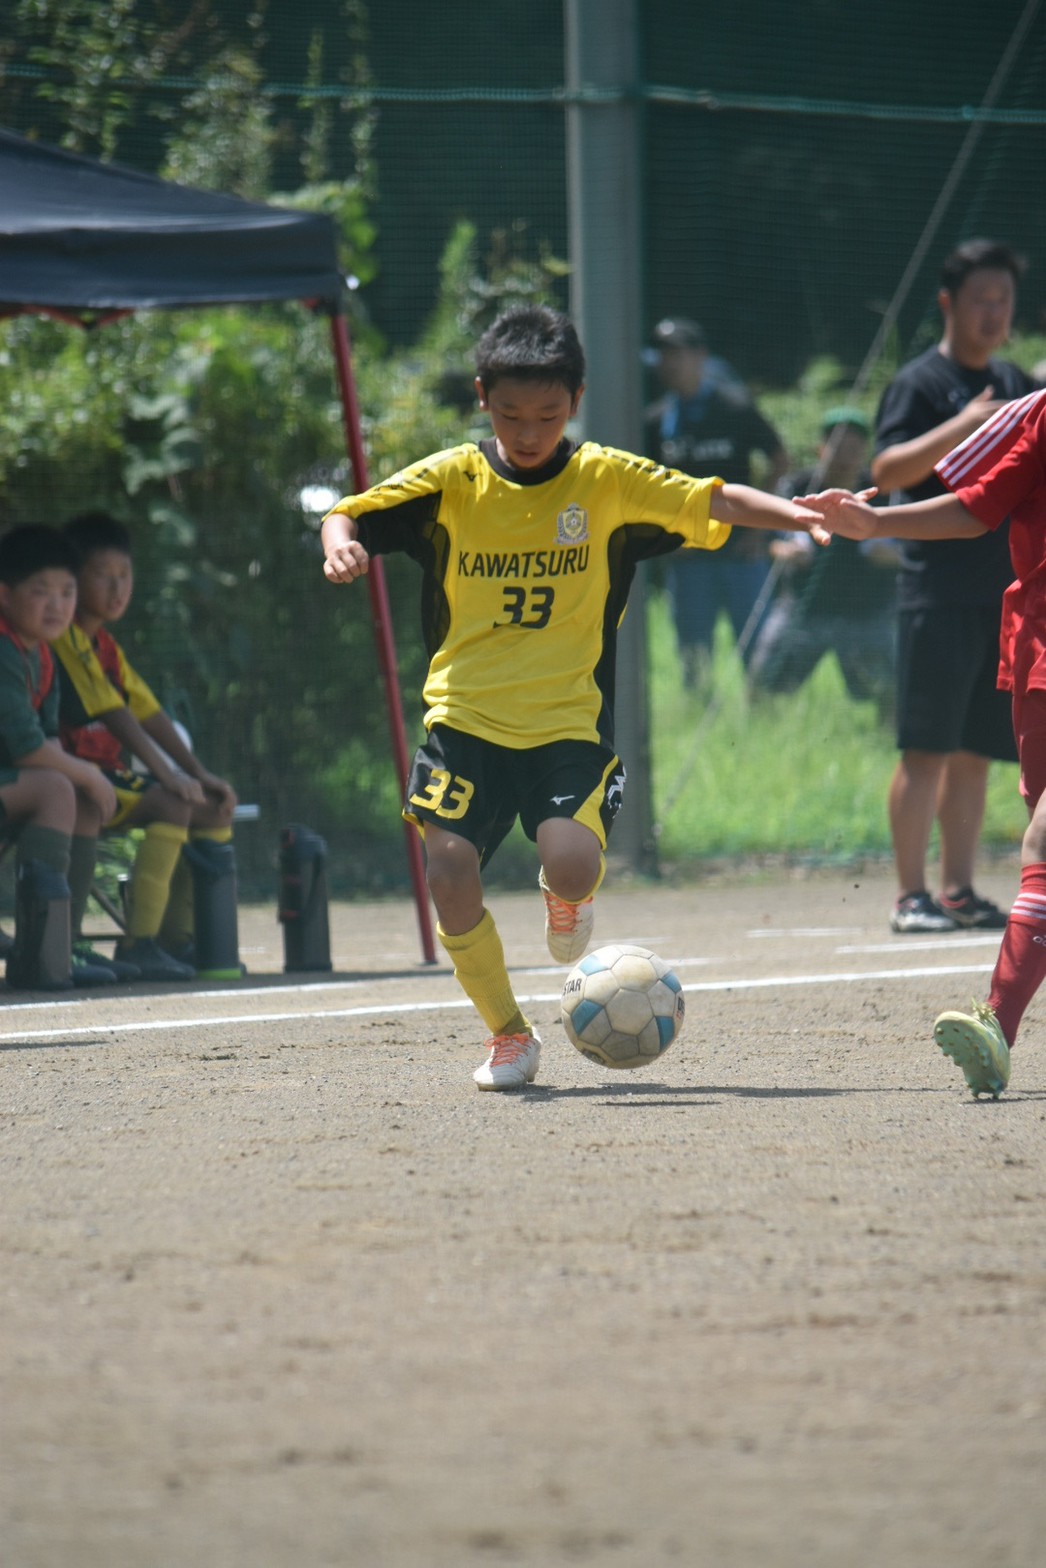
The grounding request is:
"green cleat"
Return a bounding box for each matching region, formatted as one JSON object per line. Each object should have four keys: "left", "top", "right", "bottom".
{"left": 934, "top": 1001, "right": 1011, "bottom": 1100}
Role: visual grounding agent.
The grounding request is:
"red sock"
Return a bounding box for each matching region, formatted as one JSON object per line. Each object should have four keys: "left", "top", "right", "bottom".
{"left": 988, "top": 862, "right": 1046, "bottom": 1046}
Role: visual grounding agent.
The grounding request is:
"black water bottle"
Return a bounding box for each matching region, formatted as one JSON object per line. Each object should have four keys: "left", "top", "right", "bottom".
{"left": 279, "top": 824, "right": 332, "bottom": 972}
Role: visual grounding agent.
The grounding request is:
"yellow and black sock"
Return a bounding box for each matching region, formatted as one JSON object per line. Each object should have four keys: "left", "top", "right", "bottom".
{"left": 438, "top": 909, "right": 531, "bottom": 1037}
{"left": 125, "top": 821, "right": 188, "bottom": 940}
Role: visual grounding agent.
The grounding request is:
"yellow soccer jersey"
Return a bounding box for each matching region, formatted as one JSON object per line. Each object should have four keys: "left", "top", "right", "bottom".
{"left": 51, "top": 621, "right": 162, "bottom": 767}
{"left": 327, "top": 438, "right": 728, "bottom": 749}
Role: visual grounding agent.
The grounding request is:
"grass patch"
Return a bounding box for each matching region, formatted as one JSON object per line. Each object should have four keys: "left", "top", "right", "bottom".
{"left": 646, "top": 588, "right": 1024, "bottom": 873}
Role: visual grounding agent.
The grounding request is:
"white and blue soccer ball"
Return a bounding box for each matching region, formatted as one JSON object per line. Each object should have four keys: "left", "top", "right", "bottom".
{"left": 561, "top": 943, "right": 685, "bottom": 1070}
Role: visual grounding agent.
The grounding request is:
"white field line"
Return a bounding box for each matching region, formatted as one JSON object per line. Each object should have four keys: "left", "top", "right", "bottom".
{"left": 835, "top": 936, "right": 1001, "bottom": 955}
{"left": 0, "top": 960, "right": 995, "bottom": 1044}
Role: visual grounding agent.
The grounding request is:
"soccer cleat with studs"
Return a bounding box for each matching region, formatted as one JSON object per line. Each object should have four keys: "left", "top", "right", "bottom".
{"left": 539, "top": 868, "right": 595, "bottom": 964}
{"left": 473, "top": 1030, "right": 541, "bottom": 1091}
{"left": 934, "top": 1000, "right": 1011, "bottom": 1099}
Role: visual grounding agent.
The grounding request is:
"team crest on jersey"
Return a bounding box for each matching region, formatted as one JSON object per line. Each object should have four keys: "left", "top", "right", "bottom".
{"left": 555, "top": 503, "right": 588, "bottom": 544}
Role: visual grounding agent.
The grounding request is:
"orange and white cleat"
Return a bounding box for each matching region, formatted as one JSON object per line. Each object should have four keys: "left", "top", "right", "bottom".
{"left": 473, "top": 1030, "right": 542, "bottom": 1091}
{"left": 539, "top": 869, "right": 595, "bottom": 964}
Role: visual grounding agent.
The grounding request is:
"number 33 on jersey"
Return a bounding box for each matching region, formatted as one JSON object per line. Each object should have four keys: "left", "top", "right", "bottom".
{"left": 325, "top": 438, "right": 728, "bottom": 751}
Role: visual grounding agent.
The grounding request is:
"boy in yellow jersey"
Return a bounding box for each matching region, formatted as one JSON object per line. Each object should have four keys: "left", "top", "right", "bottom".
{"left": 322, "top": 305, "right": 828, "bottom": 1089}
{"left": 51, "top": 512, "right": 238, "bottom": 982}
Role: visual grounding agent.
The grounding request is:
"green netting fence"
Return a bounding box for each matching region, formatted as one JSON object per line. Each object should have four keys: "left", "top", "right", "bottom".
{"left": 2, "top": 0, "right": 1045, "bottom": 893}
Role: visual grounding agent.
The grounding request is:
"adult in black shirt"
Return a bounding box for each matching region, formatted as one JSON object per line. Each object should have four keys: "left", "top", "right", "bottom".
{"left": 873, "top": 238, "right": 1037, "bottom": 934}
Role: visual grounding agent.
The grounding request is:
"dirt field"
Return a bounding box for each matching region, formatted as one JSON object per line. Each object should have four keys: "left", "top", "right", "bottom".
{"left": 3, "top": 861, "right": 1046, "bottom": 1568}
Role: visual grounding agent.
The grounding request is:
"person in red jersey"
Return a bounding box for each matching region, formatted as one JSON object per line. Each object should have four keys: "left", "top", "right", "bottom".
{"left": 802, "top": 387, "right": 1046, "bottom": 1098}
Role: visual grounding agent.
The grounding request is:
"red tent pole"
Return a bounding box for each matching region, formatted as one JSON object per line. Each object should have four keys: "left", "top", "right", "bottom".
{"left": 327, "top": 308, "right": 436, "bottom": 964}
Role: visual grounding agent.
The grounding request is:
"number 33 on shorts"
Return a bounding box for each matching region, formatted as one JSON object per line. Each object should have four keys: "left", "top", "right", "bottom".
{"left": 409, "top": 767, "right": 476, "bottom": 821}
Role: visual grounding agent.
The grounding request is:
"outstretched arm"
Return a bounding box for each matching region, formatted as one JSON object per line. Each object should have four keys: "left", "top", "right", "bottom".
{"left": 711, "top": 482, "right": 831, "bottom": 546}
{"left": 796, "top": 487, "right": 987, "bottom": 543}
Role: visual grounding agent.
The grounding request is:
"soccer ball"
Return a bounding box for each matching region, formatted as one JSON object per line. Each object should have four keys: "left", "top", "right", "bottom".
{"left": 561, "top": 943, "right": 685, "bottom": 1070}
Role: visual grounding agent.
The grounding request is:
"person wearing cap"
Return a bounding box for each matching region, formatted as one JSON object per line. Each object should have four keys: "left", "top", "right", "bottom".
{"left": 748, "top": 407, "right": 898, "bottom": 711}
{"left": 646, "top": 317, "right": 790, "bottom": 687}
{"left": 873, "top": 239, "right": 1037, "bottom": 934}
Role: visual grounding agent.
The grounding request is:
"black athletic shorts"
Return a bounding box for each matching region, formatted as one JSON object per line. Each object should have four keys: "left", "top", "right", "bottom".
{"left": 895, "top": 604, "right": 1018, "bottom": 760}
{"left": 404, "top": 724, "right": 626, "bottom": 868}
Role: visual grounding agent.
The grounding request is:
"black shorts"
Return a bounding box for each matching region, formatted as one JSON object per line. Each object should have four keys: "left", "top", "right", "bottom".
{"left": 404, "top": 725, "right": 626, "bottom": 868}
{"left": 105, "top": 765, "right": 156, "bottom": 829}
{"left": 895, "top": 604, "right": 1018, "bottom": 761}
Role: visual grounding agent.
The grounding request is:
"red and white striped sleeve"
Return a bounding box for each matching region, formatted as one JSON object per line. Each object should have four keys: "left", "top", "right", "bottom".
{"left": 935, "top": 389, "right": 1046, "bottom": 529}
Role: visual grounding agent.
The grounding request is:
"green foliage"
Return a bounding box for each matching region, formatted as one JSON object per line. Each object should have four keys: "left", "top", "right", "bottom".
{"left": 758, "top": 355, "right": 877, "bottom": 474}
{"left": 161, "top": 47, "right": 274, "bottom": 198}
{"left": 3, "top": 3, "right": 1039, "bottom": 899}
{"left": 415, "top": 218, "right": 572, "bottom": 415}
{"left": 277, "top": 183, "right": 379, "bottom": 293}
{"left": 16, "top": 0, "right": 154, "bottom": 158}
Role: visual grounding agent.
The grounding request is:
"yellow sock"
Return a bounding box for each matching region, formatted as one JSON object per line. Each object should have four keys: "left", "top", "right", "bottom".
{"left": 193, "top": 826, "right": 233, "bottom": 845}
{"left": 157, "top": 854, "right": 192, "bottom": 947}
{"left": 438, "top": 910, "right": 531, "bottom": 1037}
{"left": 125, "top": 822, "right": 188, "bottom": 939}
{"left": 158, "top": 825, "right": 233, "bottom": 947}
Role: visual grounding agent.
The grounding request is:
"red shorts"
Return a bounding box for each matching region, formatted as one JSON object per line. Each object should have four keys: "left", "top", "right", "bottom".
{"left": 1007, "top": 582, "right": 1046, "bottom": 806}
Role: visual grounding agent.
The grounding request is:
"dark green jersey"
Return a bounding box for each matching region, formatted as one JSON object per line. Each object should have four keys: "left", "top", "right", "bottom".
{"left": 0, "top": 626, "right": 58, "bottom": 771}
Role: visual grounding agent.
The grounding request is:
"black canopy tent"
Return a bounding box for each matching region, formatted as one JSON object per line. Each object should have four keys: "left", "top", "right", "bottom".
{"left": 0, "top": 127, "right": 435, "bottom": 962}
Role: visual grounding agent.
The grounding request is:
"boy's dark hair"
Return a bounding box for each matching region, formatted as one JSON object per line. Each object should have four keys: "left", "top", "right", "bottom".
{"left": 475, "top": 305, "right": 586, "bottom": 396}
{"left": 0, "top": 524, "right": 79, "bottom": 586}
{"left": 941, "top": 238, "right": 1026, "bottom": 294}
{"left": 63, "top": 510, "right": 133, "bottom": 561}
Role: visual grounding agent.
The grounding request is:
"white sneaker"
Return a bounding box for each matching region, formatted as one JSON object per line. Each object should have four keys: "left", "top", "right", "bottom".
{"left": 539, "top": 869, "right": 595, "bottom": 964}
{"left": 473, "top": 1030, "right": 541, "bottom": 1091}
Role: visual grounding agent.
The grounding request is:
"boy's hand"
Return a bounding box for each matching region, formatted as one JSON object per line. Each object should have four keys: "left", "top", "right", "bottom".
{"left": 163, "top": 770, "right": 207, "bottom": 807}
{"left": 324, "top": 540, "right": 370, "bottom": 583}
{"left": 790, "top": 503, "right": 832, "bottom": 547}
{"left": 195, "top": 769, "right": 237, "bottom": 814}
{"left": 794, "top": 487, "right": 880, "bottom": 541}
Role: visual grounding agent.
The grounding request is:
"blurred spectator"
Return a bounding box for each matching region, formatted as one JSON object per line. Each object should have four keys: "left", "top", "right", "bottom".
{"left": 749, "top": 408, "right": 898, "bottom": 711}
{"left": 646, "top": 317, "right": 789, "bottom": 686}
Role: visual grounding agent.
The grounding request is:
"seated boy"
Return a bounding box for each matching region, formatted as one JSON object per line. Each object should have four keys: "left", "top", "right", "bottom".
{"left": 0, "top": 524, "right": 119, "bottom": 989}
{"left": 52, "top": 511, "right": 238, "bottom": 982}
